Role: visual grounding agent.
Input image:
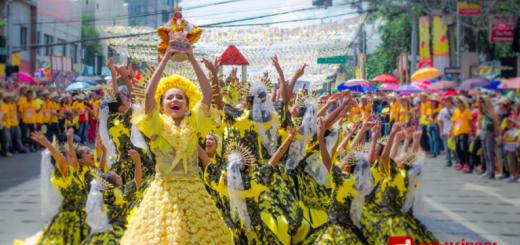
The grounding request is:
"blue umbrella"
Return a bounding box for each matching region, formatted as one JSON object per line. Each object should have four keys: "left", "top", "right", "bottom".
{"left": 362, "top": 86, "right": 377, "bottom": 92}
{"left": 65, "top": 81, "right": 94, "bottom": 91}
{"left": 337, "top": 83, "right": 362, "bottom": 91}
{"left": 482, "top": 80, "right": 503, "bottom": 90}
{"left": 394, "top": 85, "right": 423, "bottom": 93}
{"left": 75, "top": 76, "right": 97, "bottom": 85}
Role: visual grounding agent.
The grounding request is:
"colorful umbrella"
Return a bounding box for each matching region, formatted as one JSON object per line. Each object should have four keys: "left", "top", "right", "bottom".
{"left": 65, "top": 81, "right": 94, "bottom": 91}
{"left": 498, "top": 77, "right": 520, "bottom": 89}
{"left": 411, "top": 68, "right": 441, "bottom": 81}
{"left": 379, "top": 83, "right": 399, "bottom": 90}
{"left": 427, "top": 81, "right": 458, "bottom": 90}
{"left": 75, "top": 76, "right": 98, "bottom": 85}
{"left": 441, "top": 90, "right": 458, "bottom": 98}
{"left": 13, "top": 72, "right": 35, "bottom": 82}
{"left": 395, "top": 85, "right": 423, "bottom": 93}
{"left": 483, "top": 81, "right": 503, "bottom": 90}
{"left": 342, "top": 79, "right": 370, "bottom": 86}
{"left": 458, "top": 78, "right": 489, "bottom": 91}
{"left": 412, "top": 80, "right": 432, "bottom": 90}
{"left": 372, "top": 74, "right": 398, "bottom": 83}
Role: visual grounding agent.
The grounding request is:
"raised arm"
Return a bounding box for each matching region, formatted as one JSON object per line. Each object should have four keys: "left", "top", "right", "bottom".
{"left": 269, "top": 125, "right": 300, "bottom": 168}
{"left": 367, "top": 122, "right": 380, "bottom": 164}
{"left": 317, "top": 93, "right": 341, "bottom": 118}
{"left": 95, "top": 137, "right": 107, "bottom": 171}
{"left": 411, "top": 130, "right": 422, "bottom": 153}
{"left": 128, "top": 149, "right": 142, "bottom": 187}
{"left": 116, "top": 64, "right": 134, "bottom": 98}
{"left": 317, "top": 117, "right": 332, "bottom": 171}
{"left": 65, "top": 128, "right": 79, "bottom": 171}
{"left": 381, "top": 122, "right": 407, "bottom": 169}
{"left": 390, "top": 130, "right": 405, "bottom": 159}
{"left": 186, "top": 45, "right": 212, "bottom": 108}
{"left": 197, "top": 145, "right": 211, "bottom": 167}
{"left": 107, "top": 57, "right": 119, "bottom": 93}
{"left": 30, "top": 131, "right": 68, "bottom": 178}
{"left": 144, "top": 40, "right": 181, "bottom": 114}
{"left": 338, "top": 123, "right": 360, "bottom": 155}
{"left": 400, "top": 127, "right": 414, "bottom": 156}
{"left": 271, "top": 55, "right": 287, "bottom": 106}
{"left": 287, "top": 64, "right": 307, "bottom": 101}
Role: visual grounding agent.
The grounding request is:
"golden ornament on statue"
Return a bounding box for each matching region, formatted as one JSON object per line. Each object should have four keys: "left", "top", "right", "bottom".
{"left": 156, "top": 7, "right": 203, "bottom": 62}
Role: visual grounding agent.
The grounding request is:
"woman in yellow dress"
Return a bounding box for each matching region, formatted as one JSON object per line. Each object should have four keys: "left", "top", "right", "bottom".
{"left": 201, "top": 125, "right": 299, "bottom": 244}
{"left": 81, "top": 145, "right": 142, "bottom": 245}
{"left": 359, "top": 122, "right": 438, "bottom": 245}
{"left": 303, "top": 118, "right": 372, "bottom": 245}
{"left": 120, "top": 42, "right": 231, "bottom": 244}
{"left": 14, "top": 131, "right": 89, "bottom": 245}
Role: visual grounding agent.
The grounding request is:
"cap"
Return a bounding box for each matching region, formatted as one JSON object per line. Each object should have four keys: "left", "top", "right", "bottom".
{"left": 499, "top": 97, "right": 510, "bottom": 105}
{"left": 42, "top": 89, "right": 51, "bottom": 95}
{"left": 420, "top": 92, "right": 429, "bottom": 97}
{"left": 431, "top": 94, "right": 441, "bottom": 101}
{"left": 76, "top": 94, "right": 86, "bottom": 100}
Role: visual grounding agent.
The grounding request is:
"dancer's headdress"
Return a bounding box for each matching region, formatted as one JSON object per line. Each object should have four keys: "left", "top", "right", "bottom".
{"left": 86, "top": 167, "right": 113, "bottom": 233}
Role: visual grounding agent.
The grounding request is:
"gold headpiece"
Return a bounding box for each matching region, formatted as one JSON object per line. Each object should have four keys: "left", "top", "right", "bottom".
{"left": 343, "top": 144, "right": 367, "bottom": 167}
{"left": 102, "top": 85, "right": 117, "bottom": 103}
{"left": 173, "top": 7, "right": 182, "bottom": 13}
{"left": 131, "top": 62, "right": 200, "bottom": 108}
{"left": 89, "top": 167, "right": 115, "bottom": 189}
{"left": 377, "top": 136, "right": 390, "bottom": 145}
{"left": 238, "top": 82, "right": 251, "bottom": 102}
{"left": 402, "top": 151, "right": 426, "bottom": 167}
{"left": 52, "top": 140, "right": 62, "bottom": 150}
{"left": 209, "top": 131, "right": 221, "bottom": 145}
{"left": 261, "top": 76, "right": 271, "bottom": 89}
{"left": 225, "top": 141, "right": 256, "bottom": 166}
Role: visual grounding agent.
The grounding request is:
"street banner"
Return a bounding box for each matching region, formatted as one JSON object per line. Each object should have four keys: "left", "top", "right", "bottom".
{"left": 419, "top": 16, "right": 432, "bottom": 66}
{"left": 433, "top": 16, "right": 449, "bottom": 75}
{"left": 336, "top": 73, "right": 345, "bottom": 87}
{"left": 358, "top": 54, "right": 366, "bottom": 79}
{"left": 490, "top": 16, "right": 515, "bottom": 43}
{"left": 458, "top": 2, "right": 481, "bottom": 16}
{"left": 354, "top": 66, "right": 361, "bottom": 79}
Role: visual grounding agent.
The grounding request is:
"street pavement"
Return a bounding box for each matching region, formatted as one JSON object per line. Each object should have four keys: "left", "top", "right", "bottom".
{"left": 1, "top": 149, "right": 520, "bottom": 244}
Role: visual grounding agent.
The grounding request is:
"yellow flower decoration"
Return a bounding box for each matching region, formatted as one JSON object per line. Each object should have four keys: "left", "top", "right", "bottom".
{"left": 155, "top": 75, "right": 201, "bottom": 111}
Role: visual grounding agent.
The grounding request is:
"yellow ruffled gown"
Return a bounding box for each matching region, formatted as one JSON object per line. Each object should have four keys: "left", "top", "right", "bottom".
{"left": 14, "top": 166, "right": 90, "bottom": 245}
{"left": 120, "top": 103, "right": 231, "bottom": 245}
{"left": 359, "top": 159, "right": 438, "bottom": 244}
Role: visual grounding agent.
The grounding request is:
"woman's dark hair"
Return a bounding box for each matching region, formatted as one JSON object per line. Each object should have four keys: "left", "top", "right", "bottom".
{"left": 108, "top": 92, "right": 124, "bottom": 113}
{"left": 376, "top": 143, "right": 385, "bottom": 157}
{"left": 75, "top": 146, "right": 88, "bottom": 160}
{"left": 381, "top": 100, "right": 388, "bottom": 108}
{"left": 431, "top": 100, "right": 439, "bottom": 107}
{"left": 50, "top": 146, "right": 69, "bottom": 166}
{"left": 101, "top": 172, "right": 118, "bottom": 187}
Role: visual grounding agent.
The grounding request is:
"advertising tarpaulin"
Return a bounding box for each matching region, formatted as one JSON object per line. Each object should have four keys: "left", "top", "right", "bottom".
{"left": 490, "top": 16, "right": 515, "bottom": 43}
{"left": 433, "top": 16, "right": 449, "bottom": 75}
{"left": 419, "top": 16, "right": 432, "bottom": 66}
{"left": 458, "top": 2, "right": 481, "bottom": 16}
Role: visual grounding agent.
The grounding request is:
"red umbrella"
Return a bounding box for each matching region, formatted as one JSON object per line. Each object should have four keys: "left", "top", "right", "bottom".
{"left": 13, "top": 72, "right": 35, "bottom": 82}
{"left": 441, "top": 90, "right": 458, "bottom": 98}
{"left": 413, "top": 80, "right": 432, "bottom": 90}
{"left": 372, "top": 74, "right": 398, "bottom": 83}
{"left": 361, "top": 83, "right": 373, "bottom": 87}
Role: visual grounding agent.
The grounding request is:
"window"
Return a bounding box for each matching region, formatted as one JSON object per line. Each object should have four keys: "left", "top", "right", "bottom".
{"left": 37, "top": 31, "right": 40, "bottom": 54}
{"left": 162, "top": 10, "right": 169, "bottom": 23}
{"left": 20, "top": 27, "right": 28, "bottom": 46}
{"left": 70, "top": 44, "right": 77, "bottom": 63}
{"left": 44, "top": 34, "right": 53, "bottom": 56}
{"left": 57, "top": 39, "right": 66, "bottom": 56}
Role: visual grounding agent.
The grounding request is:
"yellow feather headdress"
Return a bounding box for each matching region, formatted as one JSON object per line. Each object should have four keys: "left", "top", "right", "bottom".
{"left": 224, "top": 141, "right": 256, "bottom": 166}
{"left": 402, "top": 151, "right": 426, "bottom": 167}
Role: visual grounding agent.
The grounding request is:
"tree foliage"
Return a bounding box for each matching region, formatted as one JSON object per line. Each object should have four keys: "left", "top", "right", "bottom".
{"left": 81, "top": 15, "right": 104, "bottom": 66}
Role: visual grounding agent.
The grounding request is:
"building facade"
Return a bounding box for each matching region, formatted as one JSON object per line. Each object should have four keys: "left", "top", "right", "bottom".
{"left": 125, "top": 0, "right": 177, "bottom": 28}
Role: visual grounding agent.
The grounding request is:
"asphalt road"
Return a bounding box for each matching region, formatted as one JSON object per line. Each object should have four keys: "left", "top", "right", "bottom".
{"left": 1, "top": 149, "right": 519, "bottom": 244}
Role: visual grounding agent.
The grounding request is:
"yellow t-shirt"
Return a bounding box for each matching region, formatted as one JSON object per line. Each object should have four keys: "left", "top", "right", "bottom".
{"left": 398, "top": 106, "right": 410, "bottom": 122}
{"left": 0, "top": 103, "right": 9, "bottom": 128}
{"left": 63, "top": 117, "right": 79, "bottom": 130}
{"left": 59, "top": 104, "right": 72, "bottom": 118}
{"left": 349, "top": 106, "right": 363, "bottom": 123}
{"left": 51, "top": 101, "right": 59, "bottom": 123}
{"left": 419, "top": 101, "right": 431, "bottom": 125}
{"left": 389, "top": 102, "right": 399, "bottom": 121}
{"left": 426, "top": 106, "right": 442, "bottom": 124}
{"left": 91, "top": 100, "right": 100, "bottom": 118}
{"left": 17, "top": 96, "right": 27, "bottom": 113}
{"left": 361, "top": 103, "right": 372, "bottom": 120}
{"left": 452, "top": 108, "right": 473, "bottom": 136}
{"left": 72, "top": 101, "right": 87, "bottom": 119}
{"left": 7, "top": 103, "right": 19, "bottom": 127}
{"left": 34, "top": 98, "right": 44, "bottom": 124}
{"left": 21, "top": 100, "right": 38, "bottom": 124}
{"left": 42, "top": 100, "right": 54, "bottom": 123}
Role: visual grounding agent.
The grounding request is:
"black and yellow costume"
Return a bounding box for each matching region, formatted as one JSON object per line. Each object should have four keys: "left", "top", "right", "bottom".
{"left": 81, "top": 180, "right": 139, "bottom": 245}
{"left": 204, "top": 160, "right": 282, "bottom": 244}
{"left": 15, "top": 166, "right": 90, "bottom": 245}
{"left": 303, "top": 165, "right": 368, "bottom": 245}
{"left": 359, "top": 159, "right": 437, "bottom": 244}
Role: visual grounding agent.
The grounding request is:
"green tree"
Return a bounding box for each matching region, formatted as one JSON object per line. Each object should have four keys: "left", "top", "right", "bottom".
{"left": 129, "top": 19, "right": 138, "bottom": 27}
{"left": 81, "top": 15, "right": 104, "bottom": 66}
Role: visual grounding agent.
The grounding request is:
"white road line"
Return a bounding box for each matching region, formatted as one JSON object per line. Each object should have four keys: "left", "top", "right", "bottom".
{"left": 424, "top": 197, "right": 510, "bottom": 245}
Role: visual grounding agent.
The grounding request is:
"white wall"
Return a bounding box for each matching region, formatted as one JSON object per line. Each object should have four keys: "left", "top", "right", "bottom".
{"left": 9, "top": 1, "right": 33, "bottom": 62}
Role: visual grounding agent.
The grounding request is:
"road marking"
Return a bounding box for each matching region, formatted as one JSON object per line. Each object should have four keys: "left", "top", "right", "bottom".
{"left": 464, "top": 183, "right": 520, "bottom": 208}
{"left": 424, "top": 196, "right": 510, "bottom": 245}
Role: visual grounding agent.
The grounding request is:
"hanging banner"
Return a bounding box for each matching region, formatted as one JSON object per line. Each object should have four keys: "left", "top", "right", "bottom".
{"left": 358, "top": 54, "right": 366, "bottom": 79}
{"left": 419, "top": 16, "right": 432, "bottom": 66}
{"left": 336, "top": 73, "right": 345, "bottom": 87}
{"left": 490, "top": 16, "right": 515, "bottom": 43}
{"left": 458, "top": 3, "right": 481, "bottom": 16}
{"left": 433, "top": 16, "right": 449, "bottom": 75}
{"left": 354, "top": 66, "right": 361, "bottom": 79}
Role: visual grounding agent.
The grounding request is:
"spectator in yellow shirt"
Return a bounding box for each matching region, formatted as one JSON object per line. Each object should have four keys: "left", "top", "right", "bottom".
{"left": 426, "top": 94, "right": 443, "bottom": 157}
{"left": 88, "top": 92, "right": 100, "bottom": 142}
{"left": 20, "top": 90, "right": 39, "bottom": 151}
{"left": 348, "top": 100, "right": 363, "bottom": 123}
{"left": 4, "top": 93, "right": 27, "bottom": 154}
{"left": 449, "top": 96, "right": 473, "bottom": 171}
{"left": 418, "top": 92, "right": 431, "bottom": 153}
{"left": 49, "top": 93, "right": 60, "bottom": 141}
{"left": 0, "top": 91, "right": 10, "bottom": 157}
{"left": 58, "top": 111, "right": 81, "bottom": 142}
{"left": 360, "top": 95, "right": 372, "bottom": 120}
{"left": 33, "top": 90, "right": 44, "bottom": 132}
{"left": 58, "top": 95, "right": 72, "bottom": 134}
{"left": 41, "top": 90, "right": 54, "bottom": 140}
{"left": 397, "top": 96, "right": 411, "bottom": 123}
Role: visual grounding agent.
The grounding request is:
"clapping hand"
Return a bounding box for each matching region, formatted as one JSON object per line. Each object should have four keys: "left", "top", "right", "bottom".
{"left": 128, "top": 149, "right": 141, "bottom": 163}
{"left": 30, "top": 131, "right": 49, "bottom": 145}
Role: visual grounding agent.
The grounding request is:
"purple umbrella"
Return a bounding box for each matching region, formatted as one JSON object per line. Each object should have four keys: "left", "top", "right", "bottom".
{"left": 458, "top": 78, "right": 489, "bottom": 91}
{"left": 394, "top": 84, "right": 423, "bottom": 93}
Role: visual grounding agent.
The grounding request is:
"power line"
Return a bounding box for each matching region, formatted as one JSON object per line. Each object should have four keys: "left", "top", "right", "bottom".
{"left": 12, "top": 3, "right": 360, "bottom": 52}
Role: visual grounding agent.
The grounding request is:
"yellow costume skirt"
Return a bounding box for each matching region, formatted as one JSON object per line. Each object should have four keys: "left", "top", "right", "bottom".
{"left": 80, "top": 225, "right": 125, "bottom": 245}
{"left": 120, "top": 178, "right": 232, "bottom": 245}
{"left": 302, "top": 223, "right": 369, "bottom": 245}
